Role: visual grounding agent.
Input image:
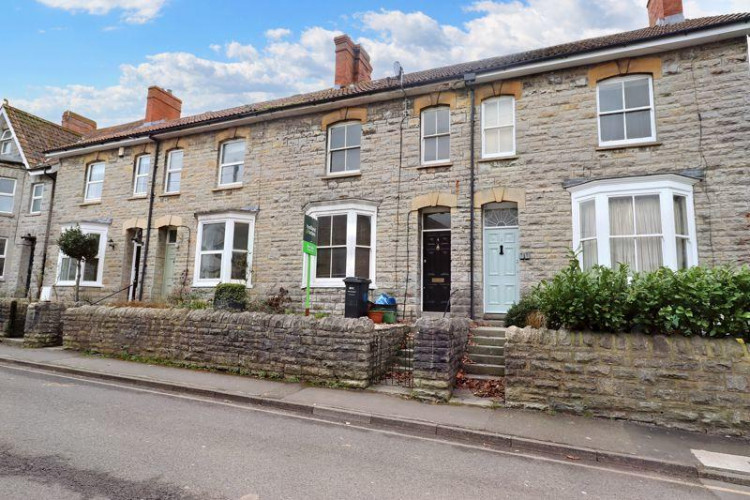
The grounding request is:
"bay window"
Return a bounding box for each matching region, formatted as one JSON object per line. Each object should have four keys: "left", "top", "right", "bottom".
{"left": 421, "top": 107, "right": 450, "bottom": 164}
{"left": 597, "top": 75, "right": 656, "bottom": 146}
{"left": 56, "top": 223, "right": 108, "bottom": 287}
{"left": 482, "top": 96, "right": 515, "bottom": 158}
{"left": 327, "top": 122, "right": 361, "bottom": 175}
{"left": 193, "top": 212, "right": 255, "bottom": 287}
{"left": 569, "top": 175, "right": 698, "bottom": 272}
{"left": 305, "top": 201, "right": 377, "bottom": 287}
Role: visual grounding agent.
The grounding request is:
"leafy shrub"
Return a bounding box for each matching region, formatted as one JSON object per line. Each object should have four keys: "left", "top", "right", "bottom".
{"left": 213, "top": 283, "right": 248, "bottom": 311}
{"left": 529, "top": 257, "right": 750, "bottom": 339}
{"left": 505, "top": 294, "right": 540, "bottom": 328}
{"left": 167, "top": 291, "right": 211, "bottom": 310}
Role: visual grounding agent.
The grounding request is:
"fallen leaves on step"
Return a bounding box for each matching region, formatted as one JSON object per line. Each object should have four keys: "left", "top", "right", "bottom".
{"left": 455, "top": 369, "right": 505, "bottom": 399}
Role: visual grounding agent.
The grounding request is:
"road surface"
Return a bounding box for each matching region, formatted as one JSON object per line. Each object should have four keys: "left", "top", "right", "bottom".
{"left": 0, "top": 364, "right": 746, "bottom": 499}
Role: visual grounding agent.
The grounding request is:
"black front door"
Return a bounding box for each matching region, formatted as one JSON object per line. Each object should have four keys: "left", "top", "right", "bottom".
{"left": 423, "top": 230, "right": 451, "bottom": 312}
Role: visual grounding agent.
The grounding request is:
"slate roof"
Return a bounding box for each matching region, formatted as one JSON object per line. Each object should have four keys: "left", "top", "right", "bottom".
{"left": 3, "top": 105, "right": 82, "bottom": 166}
{"left": 49, "top": 13, "right": 750, "bottom": 153}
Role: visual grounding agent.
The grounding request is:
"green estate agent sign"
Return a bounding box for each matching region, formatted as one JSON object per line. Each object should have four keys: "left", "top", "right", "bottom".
{"left": 303, "top": 215, "right": 318, "bottom": 315}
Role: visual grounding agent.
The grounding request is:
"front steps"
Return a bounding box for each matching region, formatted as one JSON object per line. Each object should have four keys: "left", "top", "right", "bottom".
{"left": 464, "top": 326, "right": 505, "bottom": 378}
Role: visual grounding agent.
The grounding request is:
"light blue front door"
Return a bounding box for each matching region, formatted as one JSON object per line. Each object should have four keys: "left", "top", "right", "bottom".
{"left": 484, "top": 227, "right": 520, "bottom": 314}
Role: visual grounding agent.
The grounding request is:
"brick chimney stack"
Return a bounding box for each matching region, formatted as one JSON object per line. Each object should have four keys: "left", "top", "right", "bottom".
{"left": 647, "top": 0, "right": 684, "bottom": 27}
{"left": 61, "top": 111, "right": 97, "bottom": 135}
{"left": 334, "top": 35, "right": 373, "bottom": 88}
{"left": 145, "top": 86, "right": 182, "bottom": 123}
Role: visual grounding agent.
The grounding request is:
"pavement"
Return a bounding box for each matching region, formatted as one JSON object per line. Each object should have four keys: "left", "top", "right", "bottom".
{"left": 0, "top": 340, "right": 748, "bottom": 488}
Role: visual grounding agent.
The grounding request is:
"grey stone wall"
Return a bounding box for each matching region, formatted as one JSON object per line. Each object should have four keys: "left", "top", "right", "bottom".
{"left": 412, "top": 317, "right": 470, "bottom": 401}
{"left": 23, "top": 302, "right": 67, "bottom": 347}
{"left": 504, "top": 327, "right": 750, "bottom": 436}
{"left": 62, "top": 306, "right": 409, "bottom": 388}
{"left": 0, "top": 298, "right": 29, "bottom": 338}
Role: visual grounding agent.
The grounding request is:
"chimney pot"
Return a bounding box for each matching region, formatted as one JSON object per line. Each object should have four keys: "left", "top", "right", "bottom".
{"left": 334, "top": 34, "right": 372, "bottom": 88}
{"left": 61, "top": 111, "right": 97, "bottom": 135}
{"left": 647, "top": 0, "right": 684, "bottom": 27}
{"left": 145, "top": 86, "right": 182, "bottom": 123}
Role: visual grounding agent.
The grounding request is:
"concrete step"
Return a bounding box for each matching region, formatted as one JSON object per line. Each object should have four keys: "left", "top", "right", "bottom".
{"left": 464, "top": 363, "right": 505, "bottom": 377}
{"left": 470, "top": 335, "right": 506, "bottom": 347}
{"left": 466, "top": 353, "right": 504, "bottom": 365}
{"left": 463, "top": 373, "right": 504, "bottom": 382}
{"left": 467, "top": 344, "right": 504, "bottom": 356}
{"left": 470, "top": 326, "right": 506, "bottom": 338}
{"left": 0, "top": 337, "right": 24, "bottom": 345}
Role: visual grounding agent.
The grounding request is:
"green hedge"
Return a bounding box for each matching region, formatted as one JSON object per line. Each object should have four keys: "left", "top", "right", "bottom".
{"left": 214, "top": 283, "right": 248, "bottom": 311}
{"left": 521, "top": 258, "right": 750, "bottom": 339}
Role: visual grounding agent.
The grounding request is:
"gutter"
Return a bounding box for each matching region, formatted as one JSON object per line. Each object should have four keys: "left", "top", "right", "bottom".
{"left": 138, "top": 137, "right": 159, "bottom": 301}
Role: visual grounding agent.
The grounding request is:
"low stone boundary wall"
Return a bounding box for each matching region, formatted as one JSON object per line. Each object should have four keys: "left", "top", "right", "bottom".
{"left": 0, "top": 299, "right": 29, "bottom": 338}
{"left": 63, "top": 306, "right": 409, "bottom": 388}
{"left": 412, "top": 317, "right": 470, "bottom": 401}
{"left": 24, "top": 302, "right": 67, "bottom": 348}
{"left": 504, "top": 327, "right": 750, "bottom": 436}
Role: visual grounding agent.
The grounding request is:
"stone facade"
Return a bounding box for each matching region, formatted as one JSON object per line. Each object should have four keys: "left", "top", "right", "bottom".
{"left": 23, "top": 301, "right": 66, "bottom": 347}
{"left": 63, "top": 306, "right": 409, "bottom": 388}
{"left": 0, "top": 298, "right": 29, "bottom": 338}
{"left": 412, "top": 317, "right": 470, "bottom": 401}
{"left": 504, "top": 327, "right": 750, "bottom": 436}
{"left": 43, "top": 38, "right": 750, "bottom": 318}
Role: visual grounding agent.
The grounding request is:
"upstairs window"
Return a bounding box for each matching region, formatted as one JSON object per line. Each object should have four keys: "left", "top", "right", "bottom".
{"left": 133, "top": 155, "right": 151, "bottom": 196}
{"left": 0, "top": 130, "right": 12, "bottom": 155}
{"left": 30, "top": 183, "right": 44, "bottom": 214}
{"left": 597, "top": 75, "right": 655, "bottom": 146}
{"left": 327, "top": 122, "right": 361, "bottom": 175}
{"left": 0, "top": 177, "right": 16, "bottom": 213}
{"left": 421, "top": 107, "right": 450, "bottom": 164}
{"left": 164, "top": 150, "right": 183, "bottom": 194}
{"left": 193, "top": 212, "right": 255, "bottom": 287}
{"left": 84, "top": 162, "right": 105, "bottom": 202}
{"left": 218, "top": 140, "right": 245, "bottom": 186}
{"left": 482, "top": 96, "right": 515, "bottom": 158}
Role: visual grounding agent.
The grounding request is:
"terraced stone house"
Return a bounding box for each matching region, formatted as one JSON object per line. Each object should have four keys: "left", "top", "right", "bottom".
{"left": 41, "top": 1, "right": 750, "bottom": 318}
{"left": 0, "top": 104, "right": 82, "bottom": 299}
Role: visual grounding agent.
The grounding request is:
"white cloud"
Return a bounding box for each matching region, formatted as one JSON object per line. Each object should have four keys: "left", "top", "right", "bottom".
{"left": 35, "top": 0, "right": 167, "bottom": 24}
{"left": 17, "top": 0, "right": 747, "bottom": 126}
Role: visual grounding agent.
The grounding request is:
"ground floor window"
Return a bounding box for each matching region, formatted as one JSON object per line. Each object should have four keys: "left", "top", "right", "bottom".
{"left": 305, "top": 201, "right": 377, "bottom": 287}
{"left": 193, "top": 212, "right": 255, "bottom": 287}
{"left": 56, "top": 223, "right": 108, "bottom": 286}
{"left": 569, "top": 174, "right": 698, "bottom": 272}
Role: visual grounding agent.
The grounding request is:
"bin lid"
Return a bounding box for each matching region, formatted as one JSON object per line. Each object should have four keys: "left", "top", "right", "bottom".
{"left": 343, "top": 276, "right": 372, "bottom": 285}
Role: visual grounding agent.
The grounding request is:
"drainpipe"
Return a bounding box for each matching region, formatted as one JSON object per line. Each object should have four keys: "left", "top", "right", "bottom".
{"left": 37, "top": 165, "right": 57, "bottom": 299}
{"left": 138, "top": 138, "right": 159, "bottom": 301}
{"left": 464, "top": 73, "right": 477, "bottom": 319}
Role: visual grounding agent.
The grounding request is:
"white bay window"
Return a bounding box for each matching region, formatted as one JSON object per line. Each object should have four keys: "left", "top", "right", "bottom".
{"left": 193, "top": 212, "right": 255, "bottom": 287}
{"left": 305, "top": 201, "right": 377, "bottom": 287}
{"left": 569, "top": 175, "right": 698, "bottom": 272}
{"left": 56, "top": 223, "right": 108, "bottom": 287}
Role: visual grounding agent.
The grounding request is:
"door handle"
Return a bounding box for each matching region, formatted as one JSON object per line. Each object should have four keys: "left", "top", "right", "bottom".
{"left": 499, "top": 245, "right": 504, "bottom": 255}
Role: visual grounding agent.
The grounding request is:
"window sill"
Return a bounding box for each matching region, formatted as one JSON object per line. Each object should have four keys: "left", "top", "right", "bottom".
{"left": 27, "top": 212, "right": 42, "bottom": 217}
{"left": 212, "top": 184, "right": 243, "bottom": 192}
{"left": 79, "top": 201, "right": 101, "bottom": 207}
{"left": 127, "top": 195, "right": 148, "bottom": 201}
{"left": 417, "top": 162, "right": 452, "bottom": 169}
{"left": 596, "top": 141, "right": 662, "bottom": 151}
{"left": 478, "top": 155, "right": 519, "bottom": 163}
{"left": 0, "top": 212, "right": 14, "bottom": 218}
{"left": 160, "top": 192, "right": 180, "bottom": 198}
{"left": 322, "top": 172, "right": 362, "bottom": 180}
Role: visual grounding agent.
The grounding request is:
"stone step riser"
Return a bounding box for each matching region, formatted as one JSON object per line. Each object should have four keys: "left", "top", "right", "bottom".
{"left": 464, "top": 364, "right": 505, "bottom": 376}
{"left": 466, "top": 354, "right": 504, "bottom": 365}
{"left": 467, "top": 345, "right": 504, "bottom": 356}
{"left": 470, "top": 327, "right": 507, "bottom": 338}
{"left": 470, "top": 336, "right": 506, "bottom": 347}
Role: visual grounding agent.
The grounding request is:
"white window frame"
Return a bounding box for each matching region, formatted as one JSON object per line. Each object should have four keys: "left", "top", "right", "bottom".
{"left": 193, "top": 211, "right": 256, "bottom": 288}
{"left": 0, "top": 177, "right": 16, "bottom": 214}
{"left": 55, "top": 223, "right": 108, "bottom": 287}
{"left": 0, "top": 237, "right": 7, "bottom": 279}
{"left": 481, "top": 96, "right": 516, "bottom": 159}
{"left": 84, "top": 162, "right": 105, "bottom": 202}
{"left": 29, "top": 183, "right": 44, "bottom": 214}
{"left": 303, "top": 201, "right": 377, "bottom": 288}
{"left": 133, "top": 154, "right": 151, "bottom": 196}
{"left": 569, "top": 174, "right": 699, "bottom": 271}
{"left": 326, "top": 121, "right": 361, "bottom": 176}
{"left": 0, "top": 130, "right": 12, "bottom": 155}
{"left": 420, "top": 106, "right": 451, "bottom": 165}
{"left": 164, "top": 150, "right": 183, "bottom": 194}
{"left": 217, "top": 139, "right": 245, "bottom": 187}
{"left": 596, "top": 75, "right": 657, "bottom": 147}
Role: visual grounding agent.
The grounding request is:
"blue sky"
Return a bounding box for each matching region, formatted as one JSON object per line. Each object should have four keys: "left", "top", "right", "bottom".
{"left": 4, "top": 0, "right": 748, "bottom": 126}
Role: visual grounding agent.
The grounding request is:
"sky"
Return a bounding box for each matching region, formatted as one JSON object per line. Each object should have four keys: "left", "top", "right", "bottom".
{"left": 3, "top": 0, "right": 749, "bottom": 127}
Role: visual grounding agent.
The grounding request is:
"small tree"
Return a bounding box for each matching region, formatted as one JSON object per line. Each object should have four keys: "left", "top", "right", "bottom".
{"left": 57, "top": 226, "right": 100, "bottom": 302}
